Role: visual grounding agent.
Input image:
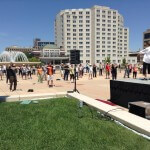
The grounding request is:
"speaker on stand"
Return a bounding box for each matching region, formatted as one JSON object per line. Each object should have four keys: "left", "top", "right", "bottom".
{"left": 70, "top": 50, "right": 80, "bottom": 93}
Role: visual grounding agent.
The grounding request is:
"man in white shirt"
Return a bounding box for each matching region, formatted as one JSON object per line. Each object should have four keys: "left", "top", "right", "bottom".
{"left": 139, "top": 46, "right": 150, "bottom": 79}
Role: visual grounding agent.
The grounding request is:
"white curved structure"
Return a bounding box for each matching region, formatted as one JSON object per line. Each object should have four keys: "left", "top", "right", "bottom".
{"left": 0, "top": 51, "right": 29, "bottom": 62}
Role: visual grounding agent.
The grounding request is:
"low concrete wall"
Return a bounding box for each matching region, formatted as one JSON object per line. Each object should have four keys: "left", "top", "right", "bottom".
{"left": 68, "top": 92, "right": 150, "bottom": 137}
{"left": 0, "top": 92, "right": 67, "bottom": 102}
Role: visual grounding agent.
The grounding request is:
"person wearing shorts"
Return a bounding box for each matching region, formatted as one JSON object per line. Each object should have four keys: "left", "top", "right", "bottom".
{"left": 47, "top": 64, "right": 53, "bottom": 87}
{"left": 139, "top": 46, "right": 150, "bottom": 79}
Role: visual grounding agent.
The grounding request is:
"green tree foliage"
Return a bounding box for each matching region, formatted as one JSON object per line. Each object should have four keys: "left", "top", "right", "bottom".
{"left": 122, "top": 58, "right": 126, "bottom": 66}
{"left": 24, "top": 52, "right": 40, "bottom": 62}
{"left": 24, "top": 52, "right": 34, "bottom": 59}
{"left": 105, "top": 57, "right": 111, "bottom": 63}
{"left": 28, "top": 57, "right": 40, "bottom": 62}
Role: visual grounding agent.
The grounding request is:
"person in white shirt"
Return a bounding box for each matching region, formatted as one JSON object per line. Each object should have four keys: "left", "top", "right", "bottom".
{"left": 139, "top": 45, "right": 150, "bottom": 79}
{"left": 89, "top": 64, "right": 93, "bottom": 79}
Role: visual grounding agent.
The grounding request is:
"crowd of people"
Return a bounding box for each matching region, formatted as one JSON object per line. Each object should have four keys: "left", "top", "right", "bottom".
{"left": 0, "top": 62, "right": 143, "bottom": 92}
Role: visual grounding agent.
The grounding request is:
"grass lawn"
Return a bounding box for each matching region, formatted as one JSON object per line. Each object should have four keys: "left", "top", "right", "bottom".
{"left": 0, "top": 98, "right": 149, "bottom": 150}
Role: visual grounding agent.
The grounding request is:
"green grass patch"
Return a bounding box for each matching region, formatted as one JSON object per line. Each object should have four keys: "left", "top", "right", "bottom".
{"left": 0, "top": 98, "right": 149, "bottom": 150}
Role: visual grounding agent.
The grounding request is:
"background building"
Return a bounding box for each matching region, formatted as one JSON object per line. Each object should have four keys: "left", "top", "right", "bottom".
{"left": 40, "top": 44, "right": 69, "bottom": 64}
{"left": 55, "top": 5, "right": 129, "bottom": 65}
{"left": 143, "top": 29, "right": 150, "bottom": 48}
{"left": 5, "top": 46, "right": 35, "bottom": 53}
{"left": 33, "top": 38, "right": 55, "bottom": 50}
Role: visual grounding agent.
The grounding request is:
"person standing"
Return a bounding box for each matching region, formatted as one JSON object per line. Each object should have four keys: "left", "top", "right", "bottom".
{"left": 93, "top": 64, "right": 97, "bottom": 78}
{"left": 42, "top": 65, "right": 47, "bottom": 81}
{"left": 139, "top": 46, "right": 150, "bottom": 79}
{"left": 75, "top": 65, "right": 79, "bottom": 80}
{"left": 105, "top": 62, "right": 110, "bottom": 79}
{"left": 8, "top": 64, "right": 17, "bottom": 91}
{"left": 0, "top": 66, "right": 3, "bottom": 80}
{"left": 18, "top": 66, "right": 22, "bottom": 77}
{"left": 70, "top": 64, "right": 74, "bottom": 83}
{"left": 79, "top": 64, "right": 83, "bottom": 78}
{"left": 124, "top": 64, "right": 130, "bottom": 78}
{"left": 27, "top": 65, "right": 32, "bottom": 79}
{"left": 53, "top": 65, "right": 56, "bottom": 74}
{"left": 133, "top": 64, "right": 138, "bottom": 79}
{"left": 37, "top": 66, "right": 43, "bottom": 83}
{"left": 118, "top": 64, "right": 121, "bottom": 73}
{"left": 111, "top": 64, "right": 117, "bottom": 80}
{"left": 22, "top": 65, "right": 27, "bottom": 80}
{"left": 64, "top": 64, "right": 69, "bottom": 81}
{"left": 47, "top": 64, "right": 54, "bottom": 87}
{"left": 2, "top": 65, "right": 6, "bottom": 76}
{"left": 99, "top": 62, "right": 103, "bottom": 76}
{"left": 86, "top": 63, "right": 89, "bottom": 73}
{"left": 89, "top": 64, "right": 93, "bottom": 79}
{"left": 60, "top": 63, "right": 64, "bottom": 78}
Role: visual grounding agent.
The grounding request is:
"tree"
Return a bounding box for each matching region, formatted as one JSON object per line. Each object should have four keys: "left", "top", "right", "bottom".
{"left": 28, "top": 57, "right": 40, "bottom": 62}
{"left": 24, "top": 52, "right": 40, "bottom": 62}
{"left": 122, "top": 58, "right": 126, "bottom": 66}
{"left": 105, "top": 57, "right": 111, "bottom": 64}
{"left": 24, "top": 52, "right": 34, "bottom": 59}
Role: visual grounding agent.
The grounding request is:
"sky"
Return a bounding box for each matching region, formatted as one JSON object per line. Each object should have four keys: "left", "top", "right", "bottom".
{"left": 0, "top": 0, "right": 150, "bottom": 52}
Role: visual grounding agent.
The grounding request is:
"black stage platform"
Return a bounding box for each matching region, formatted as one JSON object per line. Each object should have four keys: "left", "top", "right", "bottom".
{"left": 110, "top": 79, "right": 150, "bottom": 108}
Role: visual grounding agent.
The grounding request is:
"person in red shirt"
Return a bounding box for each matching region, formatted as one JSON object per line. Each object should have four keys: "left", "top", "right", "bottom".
{"left": 105, "top": 62, "right": 110, "bottom": 79}
{"left": 47, "top": 63, "right": 53, "bottom": 87}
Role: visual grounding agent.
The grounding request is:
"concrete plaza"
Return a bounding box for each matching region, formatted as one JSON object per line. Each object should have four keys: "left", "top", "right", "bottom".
{"left": 0, "top": 70, "right": 143, "bottom": 100}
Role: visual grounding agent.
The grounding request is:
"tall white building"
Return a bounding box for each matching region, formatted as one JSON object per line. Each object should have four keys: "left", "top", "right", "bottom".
{"left": 55, "top": 5, "right": 129, "bottom": 64}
